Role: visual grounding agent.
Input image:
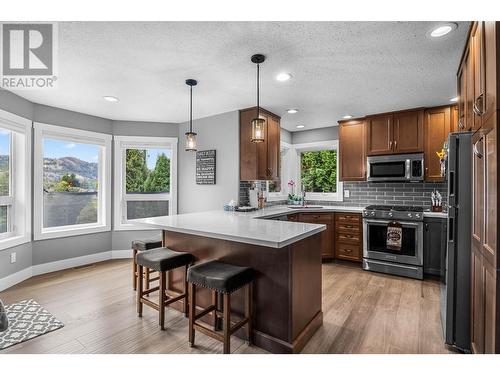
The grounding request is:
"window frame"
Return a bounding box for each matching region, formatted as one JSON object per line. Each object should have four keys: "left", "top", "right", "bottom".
{"left": 267, "top": 141, "right": 292, "bottom": 202}
{"left": 0, "top": 109, "right": 31, "bottom": 251}
{"left": 113, "top": 135, "right": 178, "bottom": 231}
{"left": 33, "top": 122, "right": 112, "bottom": 240}
{"left": 294, "top": 140, "right": 344, "bottom": 202}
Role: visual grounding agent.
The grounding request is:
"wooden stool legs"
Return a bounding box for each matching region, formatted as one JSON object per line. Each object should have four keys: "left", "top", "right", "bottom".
{"left": 133, "top": 249, "right": 138, "bottom": 291}
{"left": 137, "top": 264, "right": 190, "bottom": 331}
{"left": 188, "top": 283, "right": 196, "bottom": 347}
{"left": 188, "top": 283, "right": 253, "bottom": 354}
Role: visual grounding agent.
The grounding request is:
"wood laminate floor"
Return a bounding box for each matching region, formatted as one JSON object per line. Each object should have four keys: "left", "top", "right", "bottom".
{"left": 0, "top": 259, "right": 452, "bottom": 354}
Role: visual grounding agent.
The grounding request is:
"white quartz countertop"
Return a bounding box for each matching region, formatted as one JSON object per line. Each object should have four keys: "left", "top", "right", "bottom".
{"left": 134, "top": 209, "right": 329, "bottom": 248}
{"left": 134, "top": 205, "right": 447, "bottom": 249}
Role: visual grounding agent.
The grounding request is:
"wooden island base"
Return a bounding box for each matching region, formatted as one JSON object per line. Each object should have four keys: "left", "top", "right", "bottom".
{"left": 162, "top": 230, "right": 323, "bottom": 354}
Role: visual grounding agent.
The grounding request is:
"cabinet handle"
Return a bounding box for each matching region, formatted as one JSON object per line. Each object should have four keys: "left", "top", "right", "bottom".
{"left": 389, "top": 140, "right": 393, "bottom": 149}
{"left": 394, "top": 140, "right": 397, "bottom": 150}
{"left": 344, "top": 249, "right": 353, "bottom": 253}
{"left": 473, "top": 138, "right": 484, "bottom": 159}
{"left": 457, "top": 119, "right": 463, "bottom": 129}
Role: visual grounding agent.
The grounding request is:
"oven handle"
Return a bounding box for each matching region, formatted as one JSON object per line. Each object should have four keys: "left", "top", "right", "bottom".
{"left": 363, "top": 219, "right": 421, "bottom": 227}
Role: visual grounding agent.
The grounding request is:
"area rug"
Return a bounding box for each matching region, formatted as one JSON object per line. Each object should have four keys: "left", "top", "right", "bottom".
{"left": 0, "top": 299, "right": 64, "bottom": 350}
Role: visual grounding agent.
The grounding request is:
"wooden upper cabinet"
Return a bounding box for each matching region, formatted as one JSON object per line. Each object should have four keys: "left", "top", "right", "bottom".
{"left": 424, "top": 106, "right": 452, "bottom": 182}
{"left": 471, "top": 22, "right": 485, "bottom": 132}
{"left": 338, "top": 119, "right": 366, "bottom": 181}
{"left": 483, "top": 21, "right": 497, "bottom": 127}
{"left": 366, "top": 114, "right": 393, "bottom": 155}
{"left": 239, "top": 107, "right": 281, "bottom": 181}
{"left": 392, "top": 110, "right": 424, "bottom": 154}
{"left": 266, "top": 115, "right": 280, "bottom": 181}
{"left": 451, "top": 105, "right": 459, "bottom": 132}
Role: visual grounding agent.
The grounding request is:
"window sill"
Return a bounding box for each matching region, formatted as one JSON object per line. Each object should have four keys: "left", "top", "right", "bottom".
{"left": 267, "top": 194, "right": 288, "bottom": 202}
{"left": 306, "top": 194, "right": 344, "bottom": 202}
{"left": 113, "top": 223, "right": 162, "bottom": 232}
{"left": 0, "top": 234, "right": 30, "bottom": 251}
{"left": 34, "top": 223, "right": 111, "bottom": 241}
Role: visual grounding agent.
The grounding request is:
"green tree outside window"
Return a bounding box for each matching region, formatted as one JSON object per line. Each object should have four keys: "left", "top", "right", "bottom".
{"left": 300, "top": 150, "right": 337, "bottom": 193}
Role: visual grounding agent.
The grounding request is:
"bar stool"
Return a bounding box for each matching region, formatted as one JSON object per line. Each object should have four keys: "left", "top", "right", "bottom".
{"left": 187, "top": 260, "right": 254, "bottom": 354}
{"left": 136, "top": 248, "right": 193, "bottom": 330}
{"left": 132, "top": 237, "right": 162, "bottom": 291}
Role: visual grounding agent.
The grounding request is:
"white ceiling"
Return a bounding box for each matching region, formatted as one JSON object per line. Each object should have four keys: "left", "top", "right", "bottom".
{"left": 12, "top": 21, "right": 469, "bottom": 131}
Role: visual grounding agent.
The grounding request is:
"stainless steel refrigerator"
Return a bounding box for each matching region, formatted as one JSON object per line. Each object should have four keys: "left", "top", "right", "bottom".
{"left": 441, "top": 131, "right": 472, "bottom": 352}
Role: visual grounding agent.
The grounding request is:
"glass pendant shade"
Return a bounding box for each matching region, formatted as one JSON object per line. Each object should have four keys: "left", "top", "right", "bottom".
{"left": 251, "top": 117, "right": 265, "bottom": 143}
{"left": 185, "top": 132, "right": 197, "bottom": 151}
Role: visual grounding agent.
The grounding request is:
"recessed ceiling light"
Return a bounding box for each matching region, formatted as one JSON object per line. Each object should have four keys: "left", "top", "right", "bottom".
{"left": 450, "top": 96, "right": 459, "bottom": 103}
{"left": 429, "top": 23, "right": 457, "bottom": 38}
{"left": 342, "top": 115, "right": 353, "bottom": 119}
{"left": 287, "top": 109, "right": 299, "bottom": 114}
{"left": 296, "top": 125, "right": 305, "bottom": 129}
{"left": 103, "top": 96, "right": 119, "bottom": 103}
{"left": 276, "top": 72, "right": 292, "bottom": 82}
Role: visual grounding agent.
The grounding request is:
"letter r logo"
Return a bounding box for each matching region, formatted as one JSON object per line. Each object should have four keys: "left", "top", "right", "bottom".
{"left": 2, "top": 24, "right": 53, "bottom": 75}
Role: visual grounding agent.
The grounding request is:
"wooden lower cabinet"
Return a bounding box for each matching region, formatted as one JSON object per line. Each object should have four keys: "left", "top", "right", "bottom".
{"left": 334, "top": 213, "right": 362, "bottom": 262}
{"left": 289, "top": 211, "right": 362, "bottom": 262}
{"left": 298, "top": 213, "right": 335, "bottom": 260}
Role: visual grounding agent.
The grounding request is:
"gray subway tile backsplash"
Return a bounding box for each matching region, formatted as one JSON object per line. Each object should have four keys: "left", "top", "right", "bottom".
{"left": 239, "top": 180, "right": 447, "bottom": 209}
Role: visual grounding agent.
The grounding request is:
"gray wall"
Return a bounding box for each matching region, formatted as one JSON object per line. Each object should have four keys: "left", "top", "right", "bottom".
{"left": 0, "top": 90, "right": 178, "bottom": 282}
{"left": 292, "top": 126, "right": 338, "bottom": 144}
{"left": 178, "top": 111, "right": 240, "bottom": 214}
{"left": 281, "top": 128, "right": 292, "bottom": 144}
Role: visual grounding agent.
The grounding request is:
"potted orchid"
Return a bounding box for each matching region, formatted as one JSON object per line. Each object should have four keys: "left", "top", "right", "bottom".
{"left": 287, "top": 180, "right": 301, "bottom": 205}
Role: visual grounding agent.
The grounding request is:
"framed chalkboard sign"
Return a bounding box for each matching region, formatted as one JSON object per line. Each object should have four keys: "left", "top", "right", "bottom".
{"left": 196, "top": 150, "right": 216, "bottom": 185}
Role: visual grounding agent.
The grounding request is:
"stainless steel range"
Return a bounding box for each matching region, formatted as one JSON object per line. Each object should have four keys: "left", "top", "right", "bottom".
{"left": 362, "top": 205, "right": 424, "bottom": 279}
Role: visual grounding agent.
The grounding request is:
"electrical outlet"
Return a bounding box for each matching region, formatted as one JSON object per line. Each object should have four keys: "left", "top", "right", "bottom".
{"left": 10, "top": 252, "right": 16, "bottom": 264}
{"left": 344, "top": 189, "right": 350, "bottom": 198}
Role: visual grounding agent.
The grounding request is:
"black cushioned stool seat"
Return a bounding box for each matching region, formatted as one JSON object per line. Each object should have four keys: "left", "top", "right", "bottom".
{"left": 131, "top": 236, "right": 163, "bottom": 291}
{"left": 136, "top": 247, "right": 193, "bottom": 330}
{"left": 187, "top": 260, "right": 254, "bottom": 354}
{"left": 187, "top": 260, "right": 253, "bottom": 294}
{"left": 137, "top": 248, "right": 194, "bottom": 272}
{"left": 132, "top": 237, "right": 162, "bottom": 252}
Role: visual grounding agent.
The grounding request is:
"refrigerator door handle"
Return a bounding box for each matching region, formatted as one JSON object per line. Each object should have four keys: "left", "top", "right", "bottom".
{"left": 448, "top": 217, "right": 454, "bottom": 242}
{"left": 449, "top": 171, "right": 455, "bottom": 198}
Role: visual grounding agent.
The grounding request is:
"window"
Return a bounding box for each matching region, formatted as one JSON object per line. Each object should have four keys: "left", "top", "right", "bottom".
{"left": 0, "top": 109, "right": 31, "bottom": 250}
{"left": 114, "top": 136, "right": 177, "bottom": 230}
{"left": 267, "top": 141, "right": 292, "bottom": 201}
{"left": 34, "top": 123, "right": 112, "bottom": 240}
{"left": 295, "top": 141, "right": 343, "bottom": 202}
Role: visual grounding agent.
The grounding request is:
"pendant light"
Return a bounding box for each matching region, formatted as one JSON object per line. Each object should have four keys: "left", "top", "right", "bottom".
{"left": 251, "top": 54, "right": 266, "bottom": 143}
{"left": 185, "top": 79, "right": 198, "bottom": 151}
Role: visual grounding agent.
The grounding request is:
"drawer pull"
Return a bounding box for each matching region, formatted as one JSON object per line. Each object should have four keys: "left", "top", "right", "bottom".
{"left": 344, "top": 249, "right": 353, "bottom": 253}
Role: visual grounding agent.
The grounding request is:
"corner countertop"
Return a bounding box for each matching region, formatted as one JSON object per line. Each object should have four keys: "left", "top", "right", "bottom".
{"left": 134, "top": 209, "right": 328, "bottom": 249}
{"left": 134, "top": 205, "right": 447, "bottom": 249}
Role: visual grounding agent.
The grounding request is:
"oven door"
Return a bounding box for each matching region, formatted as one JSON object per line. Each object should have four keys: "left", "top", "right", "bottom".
{"left": 363, "top": 219, "right": 423, "bottom": 266}
{"left": 367, "top": 157, "right": 409, "bottom": 182}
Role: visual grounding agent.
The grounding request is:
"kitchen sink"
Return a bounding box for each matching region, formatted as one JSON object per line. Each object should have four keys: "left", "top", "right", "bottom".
{"left": 287, "top": 206, "right": 323, "bottom": 209}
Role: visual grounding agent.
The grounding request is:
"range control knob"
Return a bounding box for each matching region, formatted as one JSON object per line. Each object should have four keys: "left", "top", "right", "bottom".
{"left": 415, "top": 213, "right": 421, "bottom": 219}
{"left": 370, "top": 211, "right": 375, "bottom": 216}
{"left": 407, "top": 213, "right": 413, "bottom": 218}
{"left": 388, "top": 212, "right": 393, "bottom": 217}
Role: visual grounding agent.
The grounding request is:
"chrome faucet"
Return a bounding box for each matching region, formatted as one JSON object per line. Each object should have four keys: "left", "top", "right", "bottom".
{"left": 301, "top": 184, "right": 306, "bottom": 207}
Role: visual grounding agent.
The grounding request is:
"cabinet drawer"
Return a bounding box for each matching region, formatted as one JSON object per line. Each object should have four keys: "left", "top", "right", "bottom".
{"left": 299, "top": 213, "right": 334, "bottom": 223}
{"left": 335, "top": 213, "right": 361, "bottom": 223}
{"left": 336, "top": 243, "right": 362, "bottom": 262}
{"left": 336, "top": 232, "right": 361, "bottom": 244}
{"left": 335, "top": 223, "right": 360, "bottom": 232}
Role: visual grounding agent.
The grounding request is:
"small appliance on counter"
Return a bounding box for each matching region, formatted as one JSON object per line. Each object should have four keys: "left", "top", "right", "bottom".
{"left": 249, "top": 188, "right": 259, "bottom": 208}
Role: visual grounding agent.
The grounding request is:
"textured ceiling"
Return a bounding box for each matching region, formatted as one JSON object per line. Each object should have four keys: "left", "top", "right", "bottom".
{"left": 11, "top": 21, "right": 469, "bottom": 131}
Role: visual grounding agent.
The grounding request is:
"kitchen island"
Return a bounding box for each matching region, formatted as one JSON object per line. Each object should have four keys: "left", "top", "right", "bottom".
{"left": 135, "top": 209, "right": 326, "bottom": 353}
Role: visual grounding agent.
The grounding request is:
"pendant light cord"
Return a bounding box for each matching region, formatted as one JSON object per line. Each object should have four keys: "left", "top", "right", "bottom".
{"left": 256, "top": 63, "right": 260, "bottom": 118}
{"left": 189, "top": 85, "right": 193, "bottom": 133}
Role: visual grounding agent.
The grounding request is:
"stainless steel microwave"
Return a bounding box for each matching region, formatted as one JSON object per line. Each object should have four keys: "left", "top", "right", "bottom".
{"left": 366, "top": 153, "right": 424, "bottom": 182}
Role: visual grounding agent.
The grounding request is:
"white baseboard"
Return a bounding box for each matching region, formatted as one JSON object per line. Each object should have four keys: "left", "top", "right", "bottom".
{"left": 0, "top": 267, "right": 33, "bottom": 292}
{"left": 0, "top": 250, "right": 133, "bottom": 292}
